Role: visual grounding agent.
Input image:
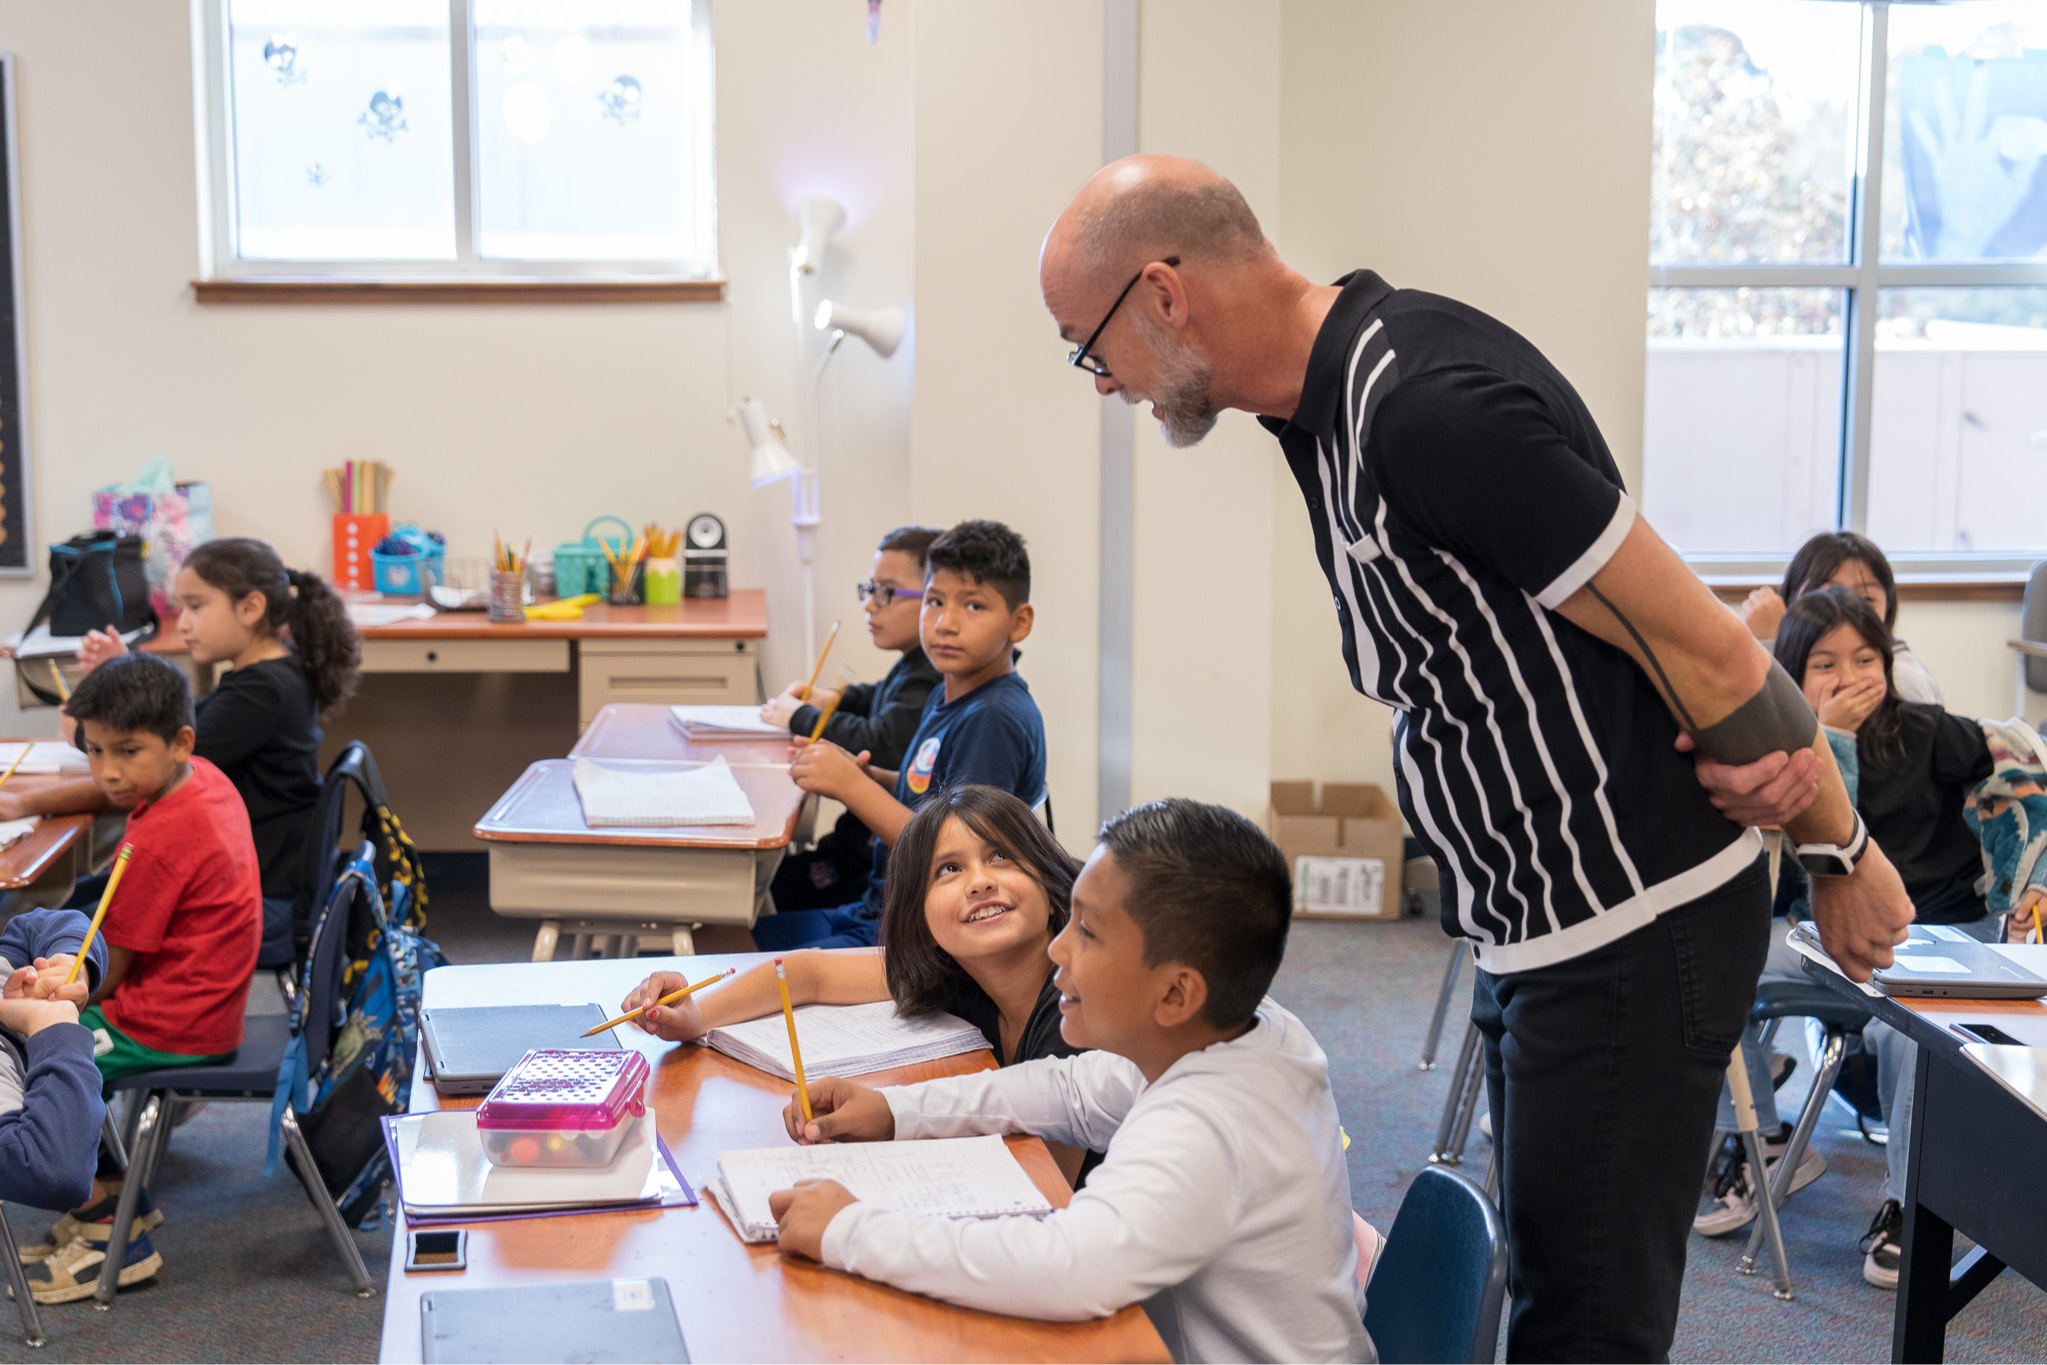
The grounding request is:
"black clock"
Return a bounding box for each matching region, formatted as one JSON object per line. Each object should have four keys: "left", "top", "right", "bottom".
{"left": 684, "top": 512, "right": 728, "bottom": 599}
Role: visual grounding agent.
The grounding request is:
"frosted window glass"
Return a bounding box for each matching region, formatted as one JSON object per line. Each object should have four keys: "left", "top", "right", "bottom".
{"left": 227, "top": 0, "right": 456, "bottom": 261}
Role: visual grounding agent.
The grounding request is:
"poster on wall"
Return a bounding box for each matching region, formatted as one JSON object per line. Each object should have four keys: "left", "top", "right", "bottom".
{"left": 0, "top": 55, "right": 31, "bottom": 575}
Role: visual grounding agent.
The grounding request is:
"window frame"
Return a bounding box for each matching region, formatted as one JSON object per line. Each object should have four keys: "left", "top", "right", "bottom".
{"left": 1650, "top": 1, "right": 2047, "bottom": 575}
{"left": 194, "top": 0, "right": 720, "bottom": 284}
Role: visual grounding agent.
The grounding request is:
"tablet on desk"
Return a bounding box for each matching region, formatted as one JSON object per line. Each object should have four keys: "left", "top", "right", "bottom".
{"left": 420, "top": 1004, "right": 622, "bottom": 1095}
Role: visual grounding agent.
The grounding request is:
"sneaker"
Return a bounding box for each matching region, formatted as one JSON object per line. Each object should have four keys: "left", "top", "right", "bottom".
{"left": 1860, "top": 1198, "right": 1904, "bottom": 1290}
{"left": 1769, "top": 1053, "right": 1798, "bottom": 1092}
{"left": 1694, "top": 1136, "right": 1829, "bottom": 1237}
{"left": 18, "top": 1188, "right": 162, "bottom": 1263}
{"left": 14, "top": 1230, "right": 161, "bottom": 1304}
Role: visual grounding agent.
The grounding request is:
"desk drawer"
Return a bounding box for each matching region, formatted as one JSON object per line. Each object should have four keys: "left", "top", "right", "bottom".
{"left": 360, "top": 638, "right": 569, "bottom": 674}
{"left": 578, "top": 639, "right": 759, "bottom": 721}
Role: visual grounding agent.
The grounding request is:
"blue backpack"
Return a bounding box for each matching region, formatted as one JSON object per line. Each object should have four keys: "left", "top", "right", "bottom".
{"left": 270, "top": 844, "right": 448, "bottom": 1225}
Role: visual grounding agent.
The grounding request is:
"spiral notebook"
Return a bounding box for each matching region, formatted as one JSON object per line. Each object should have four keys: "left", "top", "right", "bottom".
{"left": 570, "top": 757, "right": 756, "bottom": 828}
{"left": 708, "top": 1134, "right": 1053, "bottom": 1244}
{"left": 701, "top": 1000, "right": 987, "bottom": 1081}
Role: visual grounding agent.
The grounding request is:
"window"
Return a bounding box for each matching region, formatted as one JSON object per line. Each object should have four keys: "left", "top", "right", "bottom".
{"left": 1645, "top": 1, "right": 2047, "bottom": 568}
{"left": 199, "top": 0, "right": 716, "bottom": 279}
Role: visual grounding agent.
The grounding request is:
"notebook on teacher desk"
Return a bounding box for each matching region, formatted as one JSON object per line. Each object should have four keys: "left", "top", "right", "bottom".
{"left": 708, "top": 1134, "right": 1054, "bottom": 1244}
{"left": 668, "top": 705, "right": 789, "bottom": 741}
{"left": 701, "top": 999, "right": 988, "bottom": 1081}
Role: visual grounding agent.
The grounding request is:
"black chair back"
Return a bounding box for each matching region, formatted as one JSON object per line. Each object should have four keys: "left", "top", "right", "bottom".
{"left": 1364, "top": 1165, "right": 1509, "bottom": 1365}
{"left": 294, "top": 742, "right": 390, "bottom": 960}
{"left": 297, "top": 840, "right": 374, "bottom": 1073}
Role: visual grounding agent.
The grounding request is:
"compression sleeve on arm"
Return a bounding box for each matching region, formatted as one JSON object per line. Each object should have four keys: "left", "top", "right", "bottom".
{"left": 1688, "top": 660, "right": 1819, "bottom": 767}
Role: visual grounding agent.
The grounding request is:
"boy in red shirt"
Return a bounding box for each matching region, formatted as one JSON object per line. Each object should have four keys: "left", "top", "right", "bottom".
{"left": 24, "top": 652, "right": 261, "bottom": 1301}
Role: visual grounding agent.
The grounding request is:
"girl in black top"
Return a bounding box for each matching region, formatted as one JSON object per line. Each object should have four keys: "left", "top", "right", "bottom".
{"left": 20, "top": 540, "right": 361, "bottom": 932}
{"left": 624, "top": 785, "right": 1092, "bottom": 1181}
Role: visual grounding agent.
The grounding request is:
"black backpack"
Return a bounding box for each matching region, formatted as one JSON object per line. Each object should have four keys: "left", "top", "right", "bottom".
{"left": 19, "top": 533, "right": 156, "bottom": 704}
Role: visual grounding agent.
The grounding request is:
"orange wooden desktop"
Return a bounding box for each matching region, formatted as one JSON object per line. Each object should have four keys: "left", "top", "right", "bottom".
{"left": 0, "top": 775, "right": 92, "bottom": 893}
{"left": 377, "top": 954, "right": 1169, "bottom": 1363}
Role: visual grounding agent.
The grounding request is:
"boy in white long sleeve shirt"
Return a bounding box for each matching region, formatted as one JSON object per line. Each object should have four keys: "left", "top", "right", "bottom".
{"left": 768, "top": 799, "right": 1375, "bottom": 1365}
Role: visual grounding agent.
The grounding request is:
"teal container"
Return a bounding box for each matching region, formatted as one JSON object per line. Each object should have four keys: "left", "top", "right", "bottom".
{"left": 551, "top": 516, "right": 633, "bottom": 598}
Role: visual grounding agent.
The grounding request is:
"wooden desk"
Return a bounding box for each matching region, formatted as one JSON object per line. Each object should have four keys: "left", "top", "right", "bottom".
{"left": 0, "top": 775, "right": 93, "bottom": 911}
{"left": 475, "top": 757, "right": 804, "bottom": 960}
{"left": 376, "top": 955, "right": 1168, "bottom": 1364}
{"left": 1806, "top": 947, "right": 2047, "bottom": 1361}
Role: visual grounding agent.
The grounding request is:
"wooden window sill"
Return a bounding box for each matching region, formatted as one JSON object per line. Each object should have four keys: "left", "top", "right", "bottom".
{"left": 1702, "top": 571, "right": 2027, "bottom": 605}
{"left": 191, "top": 277, "right": 725, "bottom": 303}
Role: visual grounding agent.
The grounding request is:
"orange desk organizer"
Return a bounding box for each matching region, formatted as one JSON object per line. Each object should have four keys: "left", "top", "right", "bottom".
{"left": 333, "top": 513, "right": 389, "bottom": 592}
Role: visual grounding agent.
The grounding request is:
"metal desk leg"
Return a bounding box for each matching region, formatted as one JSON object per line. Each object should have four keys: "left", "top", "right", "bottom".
{"left": 1895, "top": 1049, "right": 1954, "bottom": 1363}
{"left": 671, "top": 926, "right": 695, "bottom": 956}
{"left": 531, "top": 921, "right": 561, "bottom": 963}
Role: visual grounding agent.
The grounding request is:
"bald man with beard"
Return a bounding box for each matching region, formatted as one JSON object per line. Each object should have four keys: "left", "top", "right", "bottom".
{"left": 1041, "top": 155, "right": 1914, "bottom": 1363}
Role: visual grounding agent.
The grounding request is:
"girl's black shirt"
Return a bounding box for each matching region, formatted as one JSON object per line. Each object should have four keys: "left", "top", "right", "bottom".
{"left": 1857, "top": 701, "right": 1994, "bottom": 924}
{"left": 193, "top": 657, "right": 321, "bottom": 901}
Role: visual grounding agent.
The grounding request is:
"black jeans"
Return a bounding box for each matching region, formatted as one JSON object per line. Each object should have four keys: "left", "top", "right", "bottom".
{"left": 1471, "top": 857, "right": 1771, "bottom": 1363}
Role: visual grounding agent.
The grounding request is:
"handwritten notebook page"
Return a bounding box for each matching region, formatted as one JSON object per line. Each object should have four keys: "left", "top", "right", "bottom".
{"left": 713, "top": 1134, "right": 1053, "bottom": 1243}
{"left": 571, "top": 756, "right": 757, "bottom": 828}
{"left": 702, "top": 1000, "right": 987, "bottom": 1081}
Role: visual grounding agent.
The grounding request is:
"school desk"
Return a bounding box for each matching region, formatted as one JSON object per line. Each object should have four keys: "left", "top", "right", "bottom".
{"left": 376, "top": 954, "right": 1170, "bottom": 1364}
{"left": 475, "top": 749, "right": 804, "bottom": 960}
{"left": 1805, "top": 947, "right": 2047, "bottom": 1362}
{"left": 0, "top": 768, "right": 95, "bottom": 912}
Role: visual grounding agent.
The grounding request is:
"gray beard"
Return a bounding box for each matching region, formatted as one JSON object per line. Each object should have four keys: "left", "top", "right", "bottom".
{"left": 1129, "top": 319, "right": 1219, "bottom": 448}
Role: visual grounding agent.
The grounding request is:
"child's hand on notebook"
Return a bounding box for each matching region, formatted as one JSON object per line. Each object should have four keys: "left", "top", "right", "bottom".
{"left": 788, "top": 741, "right": 873, "bottom": 801}
{"left": 784, "top": 1076, "right": 896, "bottom": 1145}
{"left": 620, "top": 971, "right": 708, "bottom": 1042}
{"left": 759, "top": 684, "right": 806, "bottom": 730}
{"left": 768, "top": 1179, "right": 859, "bottom": 1261}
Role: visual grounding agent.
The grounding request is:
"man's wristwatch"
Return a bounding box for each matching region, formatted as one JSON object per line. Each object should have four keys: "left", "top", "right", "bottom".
{"left": 1796, "top": 812, "right": 1869, "bottom": 878}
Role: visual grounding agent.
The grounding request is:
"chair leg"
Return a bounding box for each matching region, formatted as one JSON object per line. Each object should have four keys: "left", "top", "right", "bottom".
{"left": 531, "top": 920, "right": 560, "bottom": 963}
{"left": 1742, "top": 1027, "right": 1849, "bottom": 1275}
{"left": 0, "top": 1203, "right": 48, "bottom": 1347}
{"left": 278, "top": 1107, "right": 376, "bottom": 1298}
{"left": 94, "top": 1093, "right": 165, "bottom": 1309}
{"left": 1419, "top": 944, "right": 1465, "bottom": 1070}
{"left": 1430, "top": 1025, "right": 1485, "bottom": 1165}
{"left": 1724, "top": 1048, "right": 1794, "bottom": 1300}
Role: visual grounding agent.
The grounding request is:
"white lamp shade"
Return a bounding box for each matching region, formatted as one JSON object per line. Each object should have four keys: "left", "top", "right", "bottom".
{"left": 814, "top": 300, "right": 905, "bottom": 359}
{"left": 737, "top": 397, "right": 802, "bottom": 488}
{"left": 790, "top": 196, "right": 846, "bottom": 276}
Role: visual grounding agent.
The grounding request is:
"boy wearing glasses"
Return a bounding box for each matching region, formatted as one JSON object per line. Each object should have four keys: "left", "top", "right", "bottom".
{"left": 762, "top": 526, "right": 946, "bottom": 912}
{"left": 758, "top": 519, "right": 1048, "bottom": 952}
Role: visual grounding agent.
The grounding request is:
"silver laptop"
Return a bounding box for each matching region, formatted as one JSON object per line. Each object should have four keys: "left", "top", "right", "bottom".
{"left": 1793, "top": 920, "right": 2047, "bottom": 1000}
{"left": 419, "top": 1004, "right": 623, "bottom": 1095}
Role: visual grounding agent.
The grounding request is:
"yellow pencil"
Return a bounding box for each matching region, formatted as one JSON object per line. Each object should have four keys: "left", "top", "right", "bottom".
{"left": 0, "top": 743, "right": 29, "bottom": 792}
{"left": 580, "top": 966, "right": 735, "bottom": 1037}
{"left": 2033, "top": 902, "right": 2044, "bottom": 946}
{"left": 48, "top": 661, "right": 70, "bottom": 702}
{"left": 776, "top": 958, "right": 813, "bottom": 1123}
{"left": 65, "top": 845, "right": 134, "bottom": 987}
{"left": 805, "top": 667, "right": 856, "bottom": 744}
{"left": 797, "top": 621, "right": 841, "bottom": 702}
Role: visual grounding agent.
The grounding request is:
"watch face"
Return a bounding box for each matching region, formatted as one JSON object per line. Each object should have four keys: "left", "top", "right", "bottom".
{"left": 687, "top": 514, "right": 725, "bottom": 550}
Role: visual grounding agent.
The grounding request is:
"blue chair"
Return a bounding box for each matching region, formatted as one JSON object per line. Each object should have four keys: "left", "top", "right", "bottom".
{"left": 90, "top": 847, "right": 377, "bottom": 1307}
{"left": 1364, "top": 1165, "right": 1509, "bottom": 1365}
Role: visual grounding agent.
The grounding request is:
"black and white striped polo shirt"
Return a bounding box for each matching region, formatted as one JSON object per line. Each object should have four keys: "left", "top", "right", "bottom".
{"left": 1263, "top": 272, "right": 1760, "bottom": 973}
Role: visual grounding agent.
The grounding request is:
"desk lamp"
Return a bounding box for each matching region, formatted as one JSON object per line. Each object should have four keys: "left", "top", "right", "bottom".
{"left": 738, "top": 396, "right": 822, "bottom": 653}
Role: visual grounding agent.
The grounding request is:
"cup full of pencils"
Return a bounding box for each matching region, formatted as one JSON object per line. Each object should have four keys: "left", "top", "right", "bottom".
{"left": 640, "top": 525, "right": 683, "bottom": 606}
{"left": 491, "top": 533, "right": 532, "bottom": 625}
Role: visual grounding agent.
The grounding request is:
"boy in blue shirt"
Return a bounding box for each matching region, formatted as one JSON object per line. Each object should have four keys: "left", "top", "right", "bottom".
{"left": 759, "top": 519, "right": 1048, "bottom": 951}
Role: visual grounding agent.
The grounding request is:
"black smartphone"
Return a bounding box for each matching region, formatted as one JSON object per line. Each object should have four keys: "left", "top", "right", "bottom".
{"left": 1950, "top": 1022, "right": 2028, "bottom": 1048}
{"left": 405, "top": 1228, "right": 467, "bottom": 1274}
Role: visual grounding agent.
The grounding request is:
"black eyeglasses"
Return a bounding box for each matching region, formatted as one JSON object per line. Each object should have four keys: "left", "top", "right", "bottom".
{"left": 1066, "top": 256, "right": 1180, "bottom": 377}
{"left": 857, "top": 581, "right": 924, "bottom": 609}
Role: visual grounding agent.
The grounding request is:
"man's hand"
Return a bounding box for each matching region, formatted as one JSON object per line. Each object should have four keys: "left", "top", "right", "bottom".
{"left": 1676, "top": 733, "right": 1822, "bottom": 828}
{"left": 0, "top": 992, "right": 79, "bottom": 1038}
{"left": 77, "top": 627, "right": 128, "bottom": 673}
{"left": 1739, "top": 587, "right": 1785, "bottom": 641}
{"left": 783, "top": 1076, "right": 895, "bottom": 1145}
{"left": 1808, "top": 840, "right": 1914, "bottom": 982}
{"left": 788, "top": 741, "right": 873, "bottom": 802}
{"left": 619, "top": 971, "right": 707, "bottom": 1042}
{"left": 1815, "top": 678, "right": 1883, "bottom": 733}
{"left": 768, "top": 1179, "right": 859, "bottom": 1261}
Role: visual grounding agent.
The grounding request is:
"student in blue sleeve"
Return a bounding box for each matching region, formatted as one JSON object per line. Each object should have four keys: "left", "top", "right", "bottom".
{"left": 753, "top": 519, "right": 1048, "bottom": 952}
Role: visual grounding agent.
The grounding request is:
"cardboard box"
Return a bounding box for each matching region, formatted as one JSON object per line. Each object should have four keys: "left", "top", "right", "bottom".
{"left": 1270, "top": 781, "right": 1405, "bottom": 921}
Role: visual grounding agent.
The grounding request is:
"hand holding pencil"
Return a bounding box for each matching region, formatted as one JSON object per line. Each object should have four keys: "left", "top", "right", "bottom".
{"left": 601, "top": 966, "right": 735, "bottom": 1040}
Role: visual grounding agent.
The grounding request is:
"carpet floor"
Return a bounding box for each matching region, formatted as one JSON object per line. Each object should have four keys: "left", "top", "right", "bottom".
{"left": 3, "top": 889, "right": 2041, "bottom": 1362}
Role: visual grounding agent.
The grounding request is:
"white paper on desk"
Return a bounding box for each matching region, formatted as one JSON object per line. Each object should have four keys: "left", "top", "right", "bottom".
{"left": 713, "top": 1134, "right": 1052, "bottom": 1244}
{"left": 572, "top": 756, "right": 756, "bottom": 828}
{"left": 667, "top": 705, "right": 788, "bottom": 740}
{"left": 0, "top": 742, "right": 89, "bottom": 775}
{"left": 345, "top": 601, "right": 437, "bottom": 628}
{"left": 702, "top": 999, "right": 987, "bottom": 1082}
{"left": 5, "top": 622, "right": 155, "bottom": 660}
{"left": 0, "top": 816, "right": 39, "bottom": 851}
{"left": 390, "top": 1110, "right": 674, "bottom": 1216}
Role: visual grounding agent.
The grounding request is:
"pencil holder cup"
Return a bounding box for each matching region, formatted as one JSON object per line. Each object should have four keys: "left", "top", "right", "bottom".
{"left": 489, "top": 569, "right": 527, "bottom": 624}
{"left": 642, "top": 557, "right": 681, "bottom": 606}
{"left": 608, "top": 560, "right": 644, "bottom": 607}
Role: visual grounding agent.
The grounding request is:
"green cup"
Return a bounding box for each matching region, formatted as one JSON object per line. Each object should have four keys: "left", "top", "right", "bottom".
{"left": 643, "top": 557, "right": 682, "bottom": 606}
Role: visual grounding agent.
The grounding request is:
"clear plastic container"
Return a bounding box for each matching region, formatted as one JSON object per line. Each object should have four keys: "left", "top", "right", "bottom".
{"left": 475, "top": 1048, "right": 650, "bottom": 1168}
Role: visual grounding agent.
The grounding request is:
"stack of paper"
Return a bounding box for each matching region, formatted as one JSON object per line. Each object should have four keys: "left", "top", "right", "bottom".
{"left": 0, "top": 816, "right": 40, "bottom": 851}
{"left": 667, "top": 705, "right": 788, "bottom": 741}
{"left": 572, "top": 757, "right": 756, "bottom": 828}
{"left": 384, "top": 1110, "right": 691, "bottom": 1222}
{"left": 704, "top": 1000, "right": 987, "bottom": 1081}
{"left": 0, "top": 742, "right": 90, "bottom": 775}
{"left": 710, "top": 1134, "right": 1053, "bottom": 1244}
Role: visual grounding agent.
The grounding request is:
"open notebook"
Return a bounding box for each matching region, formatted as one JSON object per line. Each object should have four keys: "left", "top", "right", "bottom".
{"left": 668, "top": 705, "right": 788, "bottom": 741}
{"left": 571, "top": 757, "right": 756, "bottom": 828}
{"left": 703, "top": 1000, "right": 988, "bottom": 1082}
{"left": 710, "top": 1134, "right": 1053, "bottom": 1244}
{"left": 0, "top": 742, "right": 89, "bottom": 775}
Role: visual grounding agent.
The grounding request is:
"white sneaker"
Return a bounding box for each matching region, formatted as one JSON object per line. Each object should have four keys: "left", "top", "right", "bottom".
{"left": 1694, "top": 1138, "right": 1828, "bottom": 1237}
